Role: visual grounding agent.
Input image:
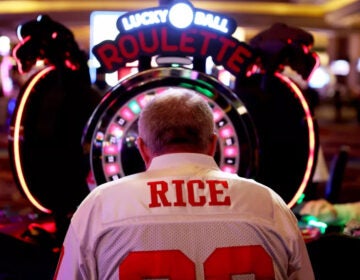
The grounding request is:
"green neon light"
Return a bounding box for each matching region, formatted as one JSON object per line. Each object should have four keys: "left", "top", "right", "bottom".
{"left": 302, "top": 215, "right": 328, "bottom": 234}
{"left": 297, "top": 193, "right": 306, "bottom": 204}
{"left": 178, "top": 82, "right": 215, "bottom": 98}
{"left": 128, "top": 100, "right": 141, "bottom": 114}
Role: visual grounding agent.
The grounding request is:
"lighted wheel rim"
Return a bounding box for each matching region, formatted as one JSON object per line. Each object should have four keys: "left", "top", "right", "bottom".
{"left": 83, "top": 67, "right": 258, "bottom": 189}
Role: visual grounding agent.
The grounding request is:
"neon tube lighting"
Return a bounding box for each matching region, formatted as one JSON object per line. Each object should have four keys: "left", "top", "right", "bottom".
{"left": 12, "top": 66, "right": 55, "bottom": 214}
{"left": 275, "top": 73, "right": 316, "bottom": 209}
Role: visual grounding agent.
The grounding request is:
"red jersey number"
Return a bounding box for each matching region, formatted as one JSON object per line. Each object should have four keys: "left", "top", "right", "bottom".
{"left": 119, "top": 245, "right": 275, "bottom": 279}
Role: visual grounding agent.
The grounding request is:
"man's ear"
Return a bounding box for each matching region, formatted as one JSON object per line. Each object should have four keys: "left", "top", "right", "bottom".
{"left": 136, "top": 137, "right": 152, "bottom": 168}
{"left": 208, "top": 133, "right": 218, "bottom": 156}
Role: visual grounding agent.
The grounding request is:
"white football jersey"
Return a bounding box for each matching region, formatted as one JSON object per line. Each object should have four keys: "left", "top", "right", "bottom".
{"left": 54, "top": 153, "right": 314, "bottom": 280}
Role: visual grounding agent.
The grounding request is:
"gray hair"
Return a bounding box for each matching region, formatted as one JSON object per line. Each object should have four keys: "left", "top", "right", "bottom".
{"left": 138, "top": 88, "right": 215, "bottom": 155}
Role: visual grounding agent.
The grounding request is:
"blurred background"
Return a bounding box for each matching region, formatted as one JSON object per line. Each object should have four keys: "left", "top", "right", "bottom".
{"left": 0, "top": 0, "right": 359, "bottom": 278}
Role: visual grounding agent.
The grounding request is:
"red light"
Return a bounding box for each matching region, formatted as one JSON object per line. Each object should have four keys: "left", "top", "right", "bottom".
{"left": 108, "top": 123, "right": 124, "bottom": 138}
{"left": 222, "top": 166, "right": 237, "bottom": 173}
{"left": 103, "top": 144, "right": 118, "bottom": 154}
{"left": 120, "top": 107, "right": 135, "bottom": 121}
{"left": 219, "top": 126, "right": 234, "bottom": 138}
{"left": 212, "top": 108, "right": 223, "bottom": 122}
{"left": 105, "top": 164, "right": 120, "bottom": 175}
{"left": 224, "top": 146, "right": 237, "bottom": 157}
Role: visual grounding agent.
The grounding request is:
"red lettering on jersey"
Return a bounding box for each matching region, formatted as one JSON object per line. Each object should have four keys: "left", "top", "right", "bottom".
{"left": 188, "top": 180, "right": 206, "bottom": 206}
{"left": 148, "top": 179, "right": 231, "bottom": 208}
{"left": 172, "top": 180, "right": 186, "bottom": 206}
{"left": 207, "top": 180, "right": 231, "bottom": 206}
{"left": 148, "top": 181, "right": 171, "bottom": 207}
{"left": 119, "top": 246, "right": 274, "bottom": 278}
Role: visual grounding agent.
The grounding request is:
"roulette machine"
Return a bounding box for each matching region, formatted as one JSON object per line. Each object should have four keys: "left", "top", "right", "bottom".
{"left": 86, "top": 3, "right": 320, "bottom": 210}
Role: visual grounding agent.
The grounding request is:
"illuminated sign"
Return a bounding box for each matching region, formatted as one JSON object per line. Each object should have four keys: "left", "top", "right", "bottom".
{"left": 93, "top": 0, "right": 255, "bottom": 78}
{"left": 119, "top": 2, "right": 234, "bottom": 33}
